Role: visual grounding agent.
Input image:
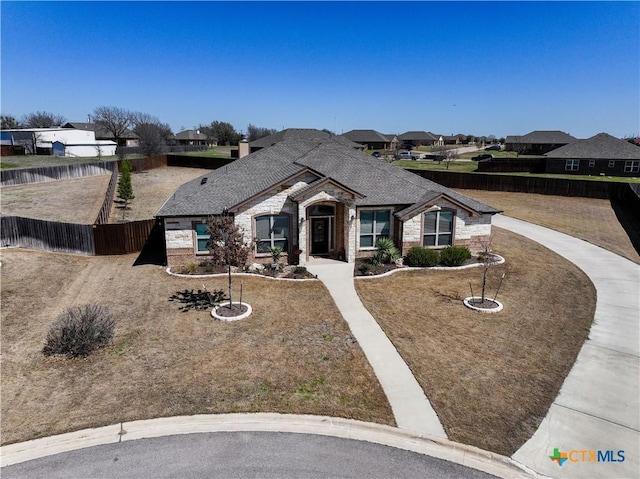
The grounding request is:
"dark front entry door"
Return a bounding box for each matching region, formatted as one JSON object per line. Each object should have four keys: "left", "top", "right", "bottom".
{"left": 311, "top": 218, "right": 329, "bottom": 255}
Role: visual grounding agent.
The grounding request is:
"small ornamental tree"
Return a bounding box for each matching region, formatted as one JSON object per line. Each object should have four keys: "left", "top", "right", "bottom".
{"left": 117, "top": 159, "right": 135, "bottom": 219}
{"left": 206, "top": 213, "right": 255, "bottom": 307}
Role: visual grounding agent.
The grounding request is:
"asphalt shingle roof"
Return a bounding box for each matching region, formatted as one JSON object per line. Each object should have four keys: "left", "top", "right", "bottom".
{"left": 156, "top": 138, "right": 500, "bottom": 217}
{"left": 507, "top": 130, "right": 576, "bottom": 144}
{"left": 175, "top": 129, "right": 207, "bottom": 141}
{"left": 340, "top": 129, "right": 392, "bottom": 143}
{"left": 398, "top": 131, "right": 439, "bottom": 141}
{"left": 545, "top": 133, "right": 640, "bottom": 160}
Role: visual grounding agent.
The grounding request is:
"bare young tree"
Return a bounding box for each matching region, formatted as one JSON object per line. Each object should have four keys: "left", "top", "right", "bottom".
{"left": 432, "top": 145, "right": 458, "bottom": 169}
{"left": 21, "top": 111, "right": 66, "bottom": 128}
{"left": 93, "top": 106, "right": 133, "bottom": 144}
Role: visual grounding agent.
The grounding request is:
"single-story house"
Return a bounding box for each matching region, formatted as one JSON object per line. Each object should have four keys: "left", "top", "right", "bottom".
{"left": 398, "top": 131, "right": 439, "bottom": 149}
{"left": 545, "top": 132, "right": 640, "bottom": 177}
{"left": 249, "top": 128, "right": 363, "bottom": 153}
{"left": 505, "top": 130, "right": 576, "bottom": 155}
{"left": 62, "top": 122, "right": 139, "bottom": 147}
{"left": 157, "top": 138, "right": 500, "bottom": 268}
{"left": 339, "top": 130, "right": 394, "bottom": 150}
{"left": 174, "top": 129, "right": 212, "bottom": 146}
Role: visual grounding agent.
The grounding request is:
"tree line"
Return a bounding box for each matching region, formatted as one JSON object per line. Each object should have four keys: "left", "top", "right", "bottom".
{"left": 1, "top": 108, "right": 281, "bottom": 156}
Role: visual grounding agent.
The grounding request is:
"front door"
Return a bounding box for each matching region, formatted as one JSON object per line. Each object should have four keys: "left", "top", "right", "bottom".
{"left": 311, "top": 217, "right": 329, "bottom": 255}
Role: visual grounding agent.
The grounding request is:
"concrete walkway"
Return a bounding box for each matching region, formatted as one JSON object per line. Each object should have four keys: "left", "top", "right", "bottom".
{"left": 306, "top": 258, "right": 448, "bottom": 438}
{"left": 494, "top": 215, "right": 640, "bottom": 479}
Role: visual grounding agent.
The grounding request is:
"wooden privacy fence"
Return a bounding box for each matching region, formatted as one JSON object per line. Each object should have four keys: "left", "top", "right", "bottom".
{"left": 93, "top": 220, "right": 156, "bottom": 255}
{"left": 94, "top": 162, "right": 119, "bottom": 225}
{"left": 0, "top": 161, "right": 116, "bottom": 186}
{"left": 1, "top": 217, "right": 157, "bottom": 256}
{"left": 1, "top": 216, "right": 96, "bottom": 255}
{"left": 407, "top": 169, "right": 623, "bottom": 199}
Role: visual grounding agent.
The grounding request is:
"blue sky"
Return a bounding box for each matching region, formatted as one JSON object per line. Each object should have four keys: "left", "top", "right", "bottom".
{"left": 2, "top": 1, "right": 638, "bottom": 138}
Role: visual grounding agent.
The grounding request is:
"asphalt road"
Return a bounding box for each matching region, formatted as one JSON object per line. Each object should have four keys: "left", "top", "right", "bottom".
{"left": 2, "top": 432, "right": 497, "bottom": 478}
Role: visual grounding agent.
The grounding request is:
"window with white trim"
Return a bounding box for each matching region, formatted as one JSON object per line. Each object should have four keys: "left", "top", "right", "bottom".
{"left": 608, "top": 160, "right": 615, "bottom": 168}
{"left": 588, "top": 160, "right": 596, "bottom": 167}
{"left": 565, "top": 160, "right": 580, "bottom": 171}
{"left": 193, "top": 222, "right": 210, "bottom": 253}
{"left": 423, "top": 210, "right": 454, "bottom": 247}
{"left": 359, "top": 209, "right": 391, "bottom": 248}
{"left": 624, "top": 160, "right": 640, "bottom": 173}
{"left": 255, "top": 215, "right": 289, "bottom": 254}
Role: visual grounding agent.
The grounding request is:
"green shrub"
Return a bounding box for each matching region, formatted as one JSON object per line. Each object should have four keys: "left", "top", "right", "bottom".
{"left": 358, "top": 262, "right": 371, "bottom": 274}
{"left": 374, "top": 237, "right": 400, "bottom": 265}
{"left": 43, "top": 305, "right": 115, "bottom": 358}
{"left": 405, "top": 246, "right": 439, "bottom": 267}
{"left": 294, "top": 266, "right": 307, "bottom": 275}
{"left": 439, "top": 245, "right": 472, "bottom": 267}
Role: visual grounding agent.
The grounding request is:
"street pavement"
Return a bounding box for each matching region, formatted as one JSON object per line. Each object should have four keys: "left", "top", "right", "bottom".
{"left": 2, "top": 431, "right": 498, "bottom": 479}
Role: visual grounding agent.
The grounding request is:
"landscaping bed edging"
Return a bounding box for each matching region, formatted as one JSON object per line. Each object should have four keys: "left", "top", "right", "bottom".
{"left": 165, "top": 267, "right": 318, "bottom": 282}
{"left": 463, "top": 297, "right": 504, "bottom": 313}
{"left": 211, "top": 302, "right": 253, "bottom": 321}
{"left": 354, "top": 254, "right": 505, "bottom": 280}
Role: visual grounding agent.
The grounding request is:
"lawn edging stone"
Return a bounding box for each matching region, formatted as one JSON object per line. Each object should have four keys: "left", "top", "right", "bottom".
{"left": 211, "top": 302, "right": 253, "bottom": 321}
{"left": 463, "top": 297, "right": 504, "bottom": 313}
{"left": 165, "top": 267, "right": 319, "bottom": 282}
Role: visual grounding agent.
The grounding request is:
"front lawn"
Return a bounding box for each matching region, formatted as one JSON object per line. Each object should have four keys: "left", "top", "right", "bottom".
{"left": 355, "top": 227, "right": 596, "bottom": 456}
{"left": 458, "top": 189, "right": 640, "bottom": 264}
{"left": 0, "top": 250, "right": 393, "bottom": 445}
{"left": 392, "top": 160, "right": 478, "bottom": 173}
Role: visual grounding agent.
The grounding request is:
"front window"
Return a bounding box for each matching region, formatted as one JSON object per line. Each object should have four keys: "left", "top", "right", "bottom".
{"left": 624, "top": 161, "right": 640, "bottom": 173}
{"left": 256, "top": 215, "right": 289, "bottom": 254}
{"left": 565, "top": 160, "right": 579, "bottom": 171}
{"left": 423, "top": 210, "right": 453, "bottom": 247}
{"left": 194, "top": 222, "right": 210, "bottom": 253}
{"left": 359, "top": 209, "right": 391, "bottom": 248}
{"left": 608, "top": 160, "right": 615, "bottom": 168}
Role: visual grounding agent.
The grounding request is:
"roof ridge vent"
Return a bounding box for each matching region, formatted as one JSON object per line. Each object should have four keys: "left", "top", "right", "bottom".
{"left": 200, "top": 177, "right": 208, "bottom": 185}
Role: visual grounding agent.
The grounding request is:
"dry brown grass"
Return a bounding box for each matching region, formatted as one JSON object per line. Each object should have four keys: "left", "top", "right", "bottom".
{"left": 0, "top": 249, "right": 393, "bottom": 445}
{"left": 457, "top": 189, "right": 640, "bottom": 264}
{"left": 0, "top": 175, "right": 111, "bottom": 224}
{"left": 355, "top": 227, "right": 596, "bottom": 456}
{"left": 110, "top": 167, "right": 208, "bottom": 222}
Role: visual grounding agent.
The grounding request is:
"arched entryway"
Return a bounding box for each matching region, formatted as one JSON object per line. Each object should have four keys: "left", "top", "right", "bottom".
{"left": 306, "top": 202, "right": 346, "bottom": 260}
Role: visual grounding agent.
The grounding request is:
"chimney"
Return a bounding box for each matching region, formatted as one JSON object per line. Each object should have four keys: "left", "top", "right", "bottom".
{"left": 238, "top": 139, "right": 250, "bottom": 159}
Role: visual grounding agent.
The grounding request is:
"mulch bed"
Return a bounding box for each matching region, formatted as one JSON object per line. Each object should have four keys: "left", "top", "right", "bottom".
{"left": 214, "top": 303, "right": 248, "bottom": 317}
{"left": 467, "top": 298, "right": 499, "bottom": 309}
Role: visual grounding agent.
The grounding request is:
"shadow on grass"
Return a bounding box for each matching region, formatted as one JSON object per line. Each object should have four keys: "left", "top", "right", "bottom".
{"left": 610, "top": 197, "right": 640, "bottom": 258}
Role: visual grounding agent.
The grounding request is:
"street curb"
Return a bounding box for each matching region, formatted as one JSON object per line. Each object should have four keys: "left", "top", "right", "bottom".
{"left": 0, "top": 413, "right": 545, "bottom": 478}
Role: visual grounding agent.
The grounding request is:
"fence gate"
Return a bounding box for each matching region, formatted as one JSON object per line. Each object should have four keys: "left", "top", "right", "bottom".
{"left": 93, "top": 219, "right": 156, "bottom": 255}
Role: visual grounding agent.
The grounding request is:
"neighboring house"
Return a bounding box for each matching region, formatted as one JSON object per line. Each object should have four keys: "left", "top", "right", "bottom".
{"left": 249, "top": 128, "right": 363, "bottom": 153}
{"left": 398, "top": 131, "right": 439, "bottom": 148}
{"left": 157, "top": 138, "right": 500, "bottom": 268}
{"left": 545, "top": 132, "right": 640, "bottom": 177}
{"left": 505, "top": 130, "right": 576, "bottom": 155}
{"left": 0, "top": 128, "right": 116, "bottom": 157}
{"left": 175, "top": 129, "right": 212, "bottom": 146}
{"left": 62, "top": 122, "right": 139, "bottom": 147}
{"left": 339, "top": 129, "right": 393, "bottom": 150}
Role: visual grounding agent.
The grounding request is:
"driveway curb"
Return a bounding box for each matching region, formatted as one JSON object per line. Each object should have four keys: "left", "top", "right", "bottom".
{"left": 0, "top": 413, "right": 543, "bottom": 478}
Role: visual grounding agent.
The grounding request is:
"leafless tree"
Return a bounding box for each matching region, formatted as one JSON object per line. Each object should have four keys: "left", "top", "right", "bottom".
{"left": 93, "top": 106, "right": 133, "bottom": 144}
{"left": 131, "top": 112, "right": 173, "bottom": 157}
{"left": 432, "top": 145, "right": 458, "bottom": 169}
{"left": 1, "top": 115, "right": 21, "bottom": 129}
{"left": 21, "top": 111, "right": 66, "bottom": 128}
{"left": 246, "top": 123, "right": 277, "bottom": 142}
